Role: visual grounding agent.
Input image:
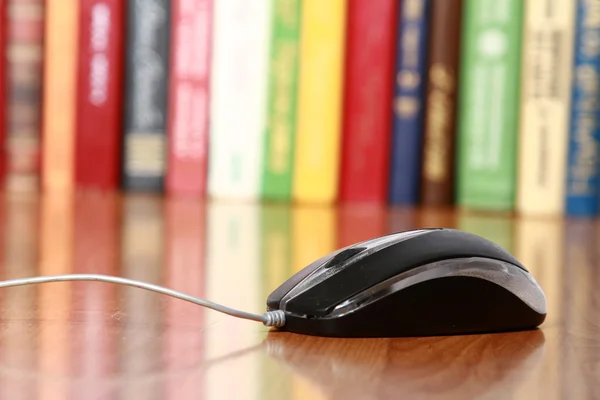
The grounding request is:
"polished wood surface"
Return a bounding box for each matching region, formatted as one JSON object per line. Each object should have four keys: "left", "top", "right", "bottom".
{"left": 0, "top": 192, "right": 595, "bottom": 399}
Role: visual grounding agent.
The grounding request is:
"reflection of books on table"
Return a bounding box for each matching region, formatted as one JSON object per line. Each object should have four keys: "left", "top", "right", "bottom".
{"left": 205, "top": 201, "right": 262, "bottom": 400}
{"left": 119, "top": 195, "right": 164, "bottom": 399}
{"left": 0, "top": 193, "right": 39, "bottom": 398}
{"left": 163, "top": 198, "right": 207, "bottom": 398}
{"left": 37, "top": 194, "right": 74, "bottom": 398}
{"left": 70, "top": 192, "right": 119, "bottom": 398}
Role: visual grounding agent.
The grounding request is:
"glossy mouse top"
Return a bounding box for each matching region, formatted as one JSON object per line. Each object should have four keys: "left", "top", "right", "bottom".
{"left": 267, "top": 228, "right": 547, "bottom": 337}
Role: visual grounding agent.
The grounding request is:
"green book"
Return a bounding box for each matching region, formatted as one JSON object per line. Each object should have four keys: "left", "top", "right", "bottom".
{"left": 456, "top": 0, "right": 524, "bottom": 210}
{"left": 261, "top": 0, "right": 302, "bottom": 200}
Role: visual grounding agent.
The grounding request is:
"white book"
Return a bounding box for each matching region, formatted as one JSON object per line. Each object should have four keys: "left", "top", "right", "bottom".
{"left": 516, "top": 0, "right": 575, "bottom": 215}
{"left": 208, "top": 0, "right": 272, "bottom": 199}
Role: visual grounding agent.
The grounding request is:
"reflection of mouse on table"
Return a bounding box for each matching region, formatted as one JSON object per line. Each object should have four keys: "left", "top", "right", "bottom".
{"left": 267, "top": 228, "right": 547, "bottom": 337}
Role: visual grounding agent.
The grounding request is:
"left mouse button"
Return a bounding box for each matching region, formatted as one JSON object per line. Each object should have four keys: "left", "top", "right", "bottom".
{"left": 266, "top": 252, "right": 337, "bottom": 310}
{"left": 322, "top": 247, "right": 366, "bottom": 268}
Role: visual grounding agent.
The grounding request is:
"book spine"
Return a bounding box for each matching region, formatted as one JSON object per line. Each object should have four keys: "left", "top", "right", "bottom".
{"left": 339, "top": 0, "right": 398, "bottom": 204}
{"left": 75, "top": 0, "right": 125, "bottom": 191}
{"left": 261, "top": 0, "right": 301, "bottom": 201}
{"left": 41, "top": 0, "right": 79, "bottom": 191}
{"left": 389, "top": 0, "right": 431, "bottom": 205}
{"left": 420, "top": 0, "right": 462, "bottom": 206}
{"left": 565, "top": 0, "right": 600, "bottom": 216}
{"left": 456, "top": 0, "right": 524, "bottom": 210}
{"left": 208, "top": 0, "right": 271, "bottom": 199}
{"left": 5, "top": 0, "right": 43, "bottom": 192}
{"left": 0, "top": 0, "right": 5, "bottom": 184}
{"left": 292, "top": 0, "right": 346, "bottom": 204}
{"left": 517, "top": 0, "right": 575, "bottom": 216}
{"left": 166, "top": 0, "right": 212, "bottom": 198}
{"left": 122, "top": 0, "right": 171, "bottom": 192}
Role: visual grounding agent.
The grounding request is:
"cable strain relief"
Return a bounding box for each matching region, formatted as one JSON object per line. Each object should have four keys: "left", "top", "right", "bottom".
{"left": 263, "top": 310, "right": 286, "bottom": 328}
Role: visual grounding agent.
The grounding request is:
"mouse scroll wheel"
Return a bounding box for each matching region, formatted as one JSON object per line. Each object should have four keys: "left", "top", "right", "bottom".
{"left": 323, "top": 247, "right": 366, "bottom": 269}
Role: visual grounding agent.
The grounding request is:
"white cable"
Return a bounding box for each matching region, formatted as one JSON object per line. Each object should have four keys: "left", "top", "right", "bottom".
{"left": 0, "top": 274, "right": 286, "bottom": 327}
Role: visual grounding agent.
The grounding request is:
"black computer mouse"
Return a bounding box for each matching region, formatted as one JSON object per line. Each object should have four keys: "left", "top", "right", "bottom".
{"left": 266, "top": 228, "right": 547, "bottom": 337}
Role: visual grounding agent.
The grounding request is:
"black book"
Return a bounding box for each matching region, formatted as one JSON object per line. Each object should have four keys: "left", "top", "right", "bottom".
{"left": 121, "top": 0, "right": 171, "bottom": 192}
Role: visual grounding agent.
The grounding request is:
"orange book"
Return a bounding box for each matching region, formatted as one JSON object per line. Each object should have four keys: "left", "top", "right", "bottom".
{"left": 41, "top": 0, "right": 79, "bottom": 191}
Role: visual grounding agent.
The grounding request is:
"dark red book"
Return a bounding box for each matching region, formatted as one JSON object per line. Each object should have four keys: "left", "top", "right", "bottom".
{"left": 166, "top": 0, "right": 212, "bottom": 197}
{"left": 75, "top": 0, "right": 125, "bottom": 190}
{"left": 339, "top": 0, "right": 398, "bottom": 203}
{"left": 0, "top": 0, "right": 7, "bottom": 183}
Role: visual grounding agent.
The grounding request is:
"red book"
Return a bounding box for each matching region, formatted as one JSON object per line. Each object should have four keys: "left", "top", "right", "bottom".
{"left": 74, "top": 0, "right": 125, "bottom": 190}
{"left": 339, "top": 0, "right": 398, "bottom": 203}
{"left": 0, "top": 0, "right": 6, "bottom": 183}
{"left": 166, "top": 0, "right": 213, "bottom": 197}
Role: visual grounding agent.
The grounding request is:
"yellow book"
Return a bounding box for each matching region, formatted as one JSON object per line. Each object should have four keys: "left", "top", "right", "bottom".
{"left": 41, "top": 0, "right": 78, "bottom": 191}
{"left": 292, "top": 0, "right": 346, "bottom": 204}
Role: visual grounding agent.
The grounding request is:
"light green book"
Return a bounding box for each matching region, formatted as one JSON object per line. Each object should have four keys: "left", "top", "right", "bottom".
{"left": 262, "top": 0, "right": 302, "bottom": 200}
{"left": 456, "top": 0, "right": 524, "bottom": 210}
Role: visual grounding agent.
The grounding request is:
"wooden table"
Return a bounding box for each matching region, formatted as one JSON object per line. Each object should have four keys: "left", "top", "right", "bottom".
{"left": 0, "top": 191, "right": 594, "bottom": 399}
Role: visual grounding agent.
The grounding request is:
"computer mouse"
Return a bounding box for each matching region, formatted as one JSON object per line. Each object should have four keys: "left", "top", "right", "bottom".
{"left": 266, "top": 228, "right": 547, "bottom": 337}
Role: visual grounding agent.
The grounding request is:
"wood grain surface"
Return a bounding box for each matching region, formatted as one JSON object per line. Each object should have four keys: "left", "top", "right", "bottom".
{"left": 0, "top": 193, "right": 595, "bottom": 399}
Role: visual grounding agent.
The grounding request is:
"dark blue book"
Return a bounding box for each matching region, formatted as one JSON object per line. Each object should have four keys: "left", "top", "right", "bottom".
{"left": 566, "top": 0, "right": 600, "bottom": 216}
{"left": 389, "top": 0, "right": 431, "bottom": 205}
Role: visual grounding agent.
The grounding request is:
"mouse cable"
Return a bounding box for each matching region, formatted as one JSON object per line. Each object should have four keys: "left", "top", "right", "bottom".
{"left": 0, "top": 274, "right": 287, "bottom": 328}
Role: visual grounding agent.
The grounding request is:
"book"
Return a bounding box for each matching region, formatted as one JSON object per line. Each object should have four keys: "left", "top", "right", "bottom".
{"left": 261, "top": 0, "right": 301, "bottom": 201}
{"left": 565, "top": 0, "right": 600, "bottom": 216}
{"left": 208, "top": 0, "right": 271, "bottom": 200}
{"left": 166, "top": 0, "right": 212, "bottom": 198}
{"left": 389, "top": 0, "right": 431, "bottom": 205}
{"left": 122, "top": 0, "right": 171, "bottom": 192}
{"left": 292, "top": 0, "right": 346, "bottom": 204}
{"left": 420, "top": 0, "right": 463, "bottom": 206}
{"left": 41, "top": 0, "right": 79, "bottom": 191}
{"left": 456, "top": 0, "right": 524, "bottom": 211}
{"left": 5, "top": 0, "right": 43, "bottom": 192}
{"left": 516, "top": 0, "right": 575, "bottom": 216}
{"left": 75, "top": 0, "right": 125, "bottom": 191}
{"left": 339, "top": 0, "right": 398, "bottom": 204}
{"left": 389, "top": 0, "right": 430, "bottom": 205}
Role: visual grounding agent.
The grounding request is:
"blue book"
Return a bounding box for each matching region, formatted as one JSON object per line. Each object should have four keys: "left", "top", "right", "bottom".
{"left": 565, "top": 0, "right": 600, "bottom": 216}
{"left": 389, "top": 0, "right": 431, "bottom": 205}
